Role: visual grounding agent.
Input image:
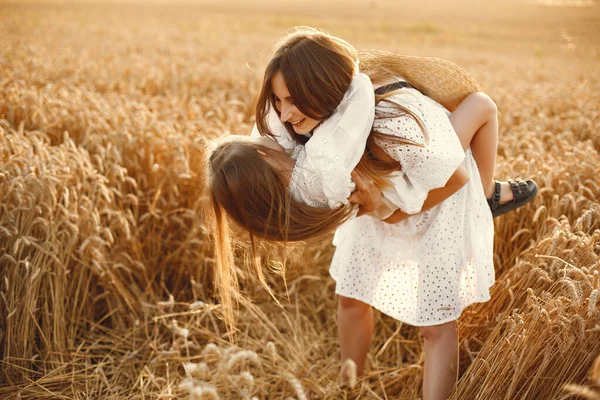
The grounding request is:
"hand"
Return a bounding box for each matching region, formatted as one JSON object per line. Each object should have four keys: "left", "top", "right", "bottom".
{"left": 347, "top": 169, "right": 381, "bottom": 216}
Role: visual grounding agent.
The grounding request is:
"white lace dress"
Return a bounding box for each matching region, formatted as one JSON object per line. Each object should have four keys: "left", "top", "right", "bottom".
{"left": 252, "top": 82, "right": 494, "bottom": 326}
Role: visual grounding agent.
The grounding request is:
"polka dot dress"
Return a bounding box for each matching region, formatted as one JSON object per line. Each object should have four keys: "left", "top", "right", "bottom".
{"left": 329, "top": 89, "right": 495, "bottom": 326}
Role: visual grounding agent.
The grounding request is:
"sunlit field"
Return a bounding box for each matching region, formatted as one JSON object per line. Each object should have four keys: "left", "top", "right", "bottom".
{"left": 1, "top": 0, "right": 599, "bottom": 398}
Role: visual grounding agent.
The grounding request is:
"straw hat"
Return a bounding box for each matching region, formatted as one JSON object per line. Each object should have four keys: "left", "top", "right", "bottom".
{"left": 358, "top": 50, "right": 482, "bottom": 112}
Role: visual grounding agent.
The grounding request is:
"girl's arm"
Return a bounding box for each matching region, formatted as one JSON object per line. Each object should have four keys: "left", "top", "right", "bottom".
{"left": 366, "top": 90, "right": 468, "bottom": 220}
{"left": 351, "top": 92, "right": 491, "bottom": 217}
{"left": 287, "top": 73, "right": 375, "bottom": 208}
{"left": 253, "top": 73, "right": 375, "bottom": 209}
{"left": 382, "top": 163, "right": 470, "bottom": 224}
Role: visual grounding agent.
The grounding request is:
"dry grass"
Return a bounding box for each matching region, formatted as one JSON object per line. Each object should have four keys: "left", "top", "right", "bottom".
{"left": 0, "top": 0, "right": 599, "bottom": 398}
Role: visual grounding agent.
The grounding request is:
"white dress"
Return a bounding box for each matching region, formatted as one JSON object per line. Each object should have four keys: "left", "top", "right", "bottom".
{"left": 252, "top": 81, "right": 494, "bottom": 326}
{"left": 330, "top": 89, "right": 494, "bottom": 326}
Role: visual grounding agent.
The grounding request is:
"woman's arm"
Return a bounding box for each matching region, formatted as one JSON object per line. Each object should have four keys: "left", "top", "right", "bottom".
{"left": 383, "top": 163, "right": 470, "bottom": 224}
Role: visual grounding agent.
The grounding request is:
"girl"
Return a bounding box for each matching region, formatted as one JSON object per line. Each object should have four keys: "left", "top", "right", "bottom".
{"left": 208, "top": 27, "right": 536, "bottom": 400}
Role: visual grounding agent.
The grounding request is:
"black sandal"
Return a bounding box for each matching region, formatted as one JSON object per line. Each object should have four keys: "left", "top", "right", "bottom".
{"left": 487, "top": 179, "right": 538, "bottom": 218}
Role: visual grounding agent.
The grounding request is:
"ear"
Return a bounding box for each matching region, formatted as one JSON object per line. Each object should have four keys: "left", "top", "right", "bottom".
{"left": 256, "top": 149, "right": 268, "bottom": 157}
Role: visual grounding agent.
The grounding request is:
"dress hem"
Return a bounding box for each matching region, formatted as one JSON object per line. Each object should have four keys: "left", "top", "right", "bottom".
{"left": 332, "top": 283, "right": 493, "bottom": 327}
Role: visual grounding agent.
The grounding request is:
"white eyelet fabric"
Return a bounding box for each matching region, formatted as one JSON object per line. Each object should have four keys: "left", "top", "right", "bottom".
{"left": 330, "top": 89, "right": 494, "bottom": 326}
{"left": 252, "top": 73, "right": 375, "bottom": 209}
{"left": 251, "top": 83, "right": 495, "bottom": 326}
{"left": 286, "top": 73, "right": 375, "bottom": 208}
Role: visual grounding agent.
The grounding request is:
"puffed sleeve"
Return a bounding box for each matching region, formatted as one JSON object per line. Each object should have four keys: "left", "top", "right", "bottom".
{"left": 287, "top": 73, "right": 375, "bottom": 208}
{"left": 373, "top": 90, "right": 465, "bottom": 213}
{"left": 367, "top": 168, "right": 428, "bottom": 219}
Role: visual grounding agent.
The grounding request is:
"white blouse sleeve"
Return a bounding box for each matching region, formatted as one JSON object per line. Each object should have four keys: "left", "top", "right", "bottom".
{"left": 287, "top": 73, "right": 375, "bottom": 208}
{"left": 373, "top": 90, "right": 465, "bottom": 213}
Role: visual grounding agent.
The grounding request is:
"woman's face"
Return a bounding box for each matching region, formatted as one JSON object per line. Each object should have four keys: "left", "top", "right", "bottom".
{"left": 271, "top": 71, "right": 320, "bottom": 135}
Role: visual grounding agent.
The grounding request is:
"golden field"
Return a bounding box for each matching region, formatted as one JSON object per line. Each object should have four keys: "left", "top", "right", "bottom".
{"left": 0, "top": 0, "right": 599, "bottom": 398}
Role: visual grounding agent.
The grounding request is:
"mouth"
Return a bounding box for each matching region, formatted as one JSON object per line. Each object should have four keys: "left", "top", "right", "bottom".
{"left": 290, "top": 118, "right": 305, "bottom": 127}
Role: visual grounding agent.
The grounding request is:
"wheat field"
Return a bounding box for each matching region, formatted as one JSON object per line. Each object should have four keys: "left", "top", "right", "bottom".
{"left": 0, "top": 0, "right": 599, "bottom": 399}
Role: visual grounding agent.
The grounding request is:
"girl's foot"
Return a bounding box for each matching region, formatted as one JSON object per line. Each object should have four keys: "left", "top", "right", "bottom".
{"left": 486, "top": 179, "right": 538, "bottom": 218}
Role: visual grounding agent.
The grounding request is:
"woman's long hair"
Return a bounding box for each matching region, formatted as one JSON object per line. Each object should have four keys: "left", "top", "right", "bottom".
{"left": 255, "top": 27, "right": 428, "bottom": 183}
{"left": 208, "top": 27, "right": 473, "bottom": 329}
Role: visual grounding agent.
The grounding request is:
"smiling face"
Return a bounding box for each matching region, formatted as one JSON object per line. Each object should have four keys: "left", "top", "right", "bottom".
{"left": 271, "top": 71, "right": 321, "bottom": 136}
{"left": 255, "top": 29, "right": 356, "bottom": 144}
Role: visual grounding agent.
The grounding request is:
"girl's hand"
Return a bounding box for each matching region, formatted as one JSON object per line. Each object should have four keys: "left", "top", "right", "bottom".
{"left": 348, "top": 169, "right": 382, "bottom": 216}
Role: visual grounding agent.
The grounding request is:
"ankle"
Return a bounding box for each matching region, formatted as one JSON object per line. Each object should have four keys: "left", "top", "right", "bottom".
{"left": 484, "top": 181, "right": 496, "bottom": 198}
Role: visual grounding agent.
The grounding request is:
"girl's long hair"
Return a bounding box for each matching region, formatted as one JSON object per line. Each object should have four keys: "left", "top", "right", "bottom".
{"left": 207, "top": 140, "right": 353, "bottom": 329}
{"left": 208, "top": 27, "right": 474, "bottom": 329}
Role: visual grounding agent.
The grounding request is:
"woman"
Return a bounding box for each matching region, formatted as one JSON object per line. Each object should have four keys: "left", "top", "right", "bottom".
{"left": 208, "top": 27, "right": 536, "bottom": 399}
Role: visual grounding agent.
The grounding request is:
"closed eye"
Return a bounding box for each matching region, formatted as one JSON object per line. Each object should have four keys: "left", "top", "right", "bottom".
{"left": 273, "top": 95, "right": 294, "bottom": 106}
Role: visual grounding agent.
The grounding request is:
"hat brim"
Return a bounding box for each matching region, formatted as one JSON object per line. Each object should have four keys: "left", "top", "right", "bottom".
{"left": 358, "top": 50, "right": 482, "bottom": 112}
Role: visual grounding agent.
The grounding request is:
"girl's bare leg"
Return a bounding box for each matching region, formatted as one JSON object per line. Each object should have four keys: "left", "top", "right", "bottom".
{"left": 419, "top": 321, "right": 459, "bottom": 400}
{"left": 449, "top": 92, "right": 514, "bottom": 203}
{"left": 338, "top": 296, "right": 373, "bottom": 376}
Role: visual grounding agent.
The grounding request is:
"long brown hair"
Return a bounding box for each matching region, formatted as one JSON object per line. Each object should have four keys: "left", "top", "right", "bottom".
{"left": 209, "top": 140, "right": 353, "bottom": 243}
{"left": 256, "top": 26, "right": 357, "bottom": 146}
{"left": 209, "top": 27, "right": 452, "bottom": 329}
{"left": 207, "top": 138, "right": 354, "bottom": 329}
{"left": 255, "top": 27, "right": 427, "bottom": 185}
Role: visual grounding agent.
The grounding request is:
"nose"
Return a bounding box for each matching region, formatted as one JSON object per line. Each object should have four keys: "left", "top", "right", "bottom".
{"left": 279, "top": 103, "right": 293, "bottom": 123}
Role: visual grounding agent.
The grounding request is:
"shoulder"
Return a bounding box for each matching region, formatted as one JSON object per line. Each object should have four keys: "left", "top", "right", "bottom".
{"left": 376, "top": 89, "right": 443, "bottom": 114}
{"left": 375, "top": 89, "right": 451, "bottom": 129}
{"left": 372, "top": 90, "right": 427, "bottom": 143}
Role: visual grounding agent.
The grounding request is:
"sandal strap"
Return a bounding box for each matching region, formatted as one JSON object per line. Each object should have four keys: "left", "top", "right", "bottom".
{"left": 488, "top": 178, "right": 538, "bottom": 218}
{"left": 516, "top": 179, "right": 529, "bottom": 201}
{"left": 508, "top": 179, "right": 520, "bottom": 200}
{"left": 490, "top": 180, "right": 501, "bottom": 211}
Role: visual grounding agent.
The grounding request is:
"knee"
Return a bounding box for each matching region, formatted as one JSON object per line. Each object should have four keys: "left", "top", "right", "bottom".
{"left": 472, "top": 92, "right": 498, "bottom": 118}
{"left": 419, "top": 325, "right": 443, "bottom": 341}
{"left": 338, "top": 296, "right": 370, "bottom": 315}
{"left": 418, "top": 322, "right": 456, "bottom": 342}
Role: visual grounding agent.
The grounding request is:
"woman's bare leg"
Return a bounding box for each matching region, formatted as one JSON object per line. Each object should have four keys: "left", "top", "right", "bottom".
{"left": 419, "top": 321, "right": 459, "bottom": 400}
{"left": 338, "top": 296, "right": 373, "bottom": 376}
{"left": 449, "top": 92, "right": 514, "bottom": 203}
